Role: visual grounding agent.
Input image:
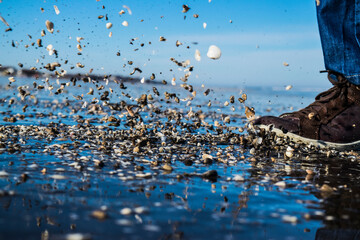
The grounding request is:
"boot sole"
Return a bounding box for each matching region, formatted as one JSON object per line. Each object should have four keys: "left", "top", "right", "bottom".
{"left": 257, "top": 124, "right": 360, "bottom": 151}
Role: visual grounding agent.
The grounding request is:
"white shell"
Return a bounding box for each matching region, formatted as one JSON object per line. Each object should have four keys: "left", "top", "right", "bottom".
{"left": 0, "top": 170, "right": 9, "bottom": 177}
{"left": 123, "top": 5, "right": 132, "bottom": 15}
{"left": 207, "top": 45, "right": 221, "bottom": 60}
{"left": 194, "top": 49, "right": 201, "bottom": 61}
{"left": 122, "top": 21, "right": 129, "bottom": 27}
{"left": 120, "top": 208, "right": 132, "bottom": 215}
{"left": 106, "top": 22, "right": 113, "bottom": 29}
{"left": 53, "top": 5, "right": 60, "bottom": 15}
{"left": 233, "top": 175, "right": 244, "bottom": 181}
{"left": 274, "top": 181, "right": 286, "bottom": 188}
{"left": 46, "top": 44, "right": 54, "bottom": 55}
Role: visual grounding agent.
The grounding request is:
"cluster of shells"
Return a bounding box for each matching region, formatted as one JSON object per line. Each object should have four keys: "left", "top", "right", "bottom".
{"left": 1, "top": 1, "right": 357, "bottom": 197}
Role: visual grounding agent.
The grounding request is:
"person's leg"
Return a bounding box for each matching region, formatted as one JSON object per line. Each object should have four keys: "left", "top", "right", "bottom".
{"left": 317, "top": 0, "right": 360, "bottom": 85}
{"left": 253, "top": 0, "right": 360, "bottom": 150}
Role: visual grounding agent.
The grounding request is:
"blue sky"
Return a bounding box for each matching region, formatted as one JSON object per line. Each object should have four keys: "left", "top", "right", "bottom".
{"left": 0, "top": 0, "right": 328, "bottom": 88}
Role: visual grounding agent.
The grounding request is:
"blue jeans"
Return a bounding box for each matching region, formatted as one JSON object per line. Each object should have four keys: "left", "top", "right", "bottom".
{"left": 317, "top": 0, "right": 360, "bottom": 85}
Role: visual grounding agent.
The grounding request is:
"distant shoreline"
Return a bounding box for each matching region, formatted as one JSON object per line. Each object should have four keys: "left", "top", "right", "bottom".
{"left": 0, "top": 65, "right": 163, "bottom": 85}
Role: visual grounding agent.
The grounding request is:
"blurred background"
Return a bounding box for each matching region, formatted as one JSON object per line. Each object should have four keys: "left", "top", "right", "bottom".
{"left": 0, "top": 0, "right": 326, "bottom": 88}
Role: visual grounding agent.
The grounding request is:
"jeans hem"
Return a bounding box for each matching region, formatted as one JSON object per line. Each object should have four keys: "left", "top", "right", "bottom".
{"left": 345, "top": 74, "right": 360, "bottom": 86}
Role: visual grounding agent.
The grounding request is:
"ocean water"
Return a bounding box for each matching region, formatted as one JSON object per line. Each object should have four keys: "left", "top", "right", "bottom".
{"left": 0, "top": 76, "right": 359, "bottom": 240}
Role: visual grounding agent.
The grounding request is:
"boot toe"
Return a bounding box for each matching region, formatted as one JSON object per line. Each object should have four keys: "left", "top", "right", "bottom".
{"left": 254, "top": 116, "right": 299, "bottom": 134}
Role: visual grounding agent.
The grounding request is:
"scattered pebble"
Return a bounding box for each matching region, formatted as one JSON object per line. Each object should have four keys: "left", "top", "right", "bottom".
{"left": 91, "top": 210, "right": 107, "bottom": 220}
{"left": 202, "top": 170, "right": 218, "bottom": 181}
{"left": 320, "top": 184, "right": 333, "bottom": 193}
{"left": 285, "top": 146, "right": 294, "bottom": 158}
{"left": 207, "top": 45, "right": 221, "bottom": 60}
{"left": 106, "top": 22, "right": 113, "bottom": 29}
{"left": 274, "top": 181, "right": 286, "bottom": 188}
{"left": 0, "top": 170, "right": 9, "bottom": 177}
{"left": 120, "top": 208, "right": 132, "bottom": 215}
{"left": 45, "top": 20, "right": 54, "bottom": 33}
{"left": 162, "top": 164, "right": 173, "bottom": 171}
{"left": 50, "top": 174, "right": 67, "bottom": 180}
{"left": 285, "top": 85, "right": 293, "bottom": 91}
{"left": 282, "top": 215, "right": 298, "bottom": 224}
{"left": 195, "top": 49, "right": 201, "bottom": 61}
{"left": 182, "top": 4, "right": 190, "bottom": 13}
{"left": 233, "top": 175, "right": 244, "bottom": 182}
{"left": 134, "top": 206, "right": 149, "bottom": 214}
{"left": 65, "top": 233, "right": 92, "bottom": 240}
{"left": 53, "top": 5, "right": 60, "bottom": 15}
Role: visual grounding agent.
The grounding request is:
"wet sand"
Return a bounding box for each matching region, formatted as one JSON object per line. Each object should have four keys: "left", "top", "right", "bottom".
{"left": 1, "top": 76, "right": 360, "bottom": 239}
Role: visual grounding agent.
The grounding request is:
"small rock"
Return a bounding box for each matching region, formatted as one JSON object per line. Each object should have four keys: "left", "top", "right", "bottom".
{"left": 122, "top": 21, "right": 129, "bottom": 27}
{"left": 282, "top": 215, "right": 298, "bottom": 223}
{"left": 207, "top": 45, "right": 221, "bottom": 60}
{"left": 0, "top": 170, "right": 9, "bottom": 177}
{"left": 120, "top": 208, "right": 132, "bottom": 215}
{"left": 162, "top": 164, "right": 173, "bottom": 171}
{"left": 53, "top": 5, "right": 60, "bottom": 15}
{"left": 195, "top": 49, "right": 201, "bottom": 61}
{"left": 274, "top": 181, "right": 286, "bottom": 188}
{"left": 50, "top": 174, "right": 67, "bottom": 180}
{"left": 202, "top": 170, "right": 218, "bottom": 181}
{"left": 134, "top": 206, "right": 149, "bottom": 214}
{"left": 233, "top": 175, "right": 244, "bottom": 182}
{"left": 182, "top": 4, "right": 190, "bottom": 13}
{"left": 133, "top": 146, "right": 140, "bottom": 153}
{"left": 106, "top": 22, "right": 113, "bottom": 29}
{"left": 249, "top": 148, "right": 256, "bottom": 155}
{"left": 320, "top": 184, "right": 333, "bottom": 193}
{"left": 91, "top": 210, "right": 107, "bottom": 220}
{"left": 45, "top": 20, "right": 54, "bottom": 33}
{"left": 65, "top": 233, "right": 92, "bottom": 240}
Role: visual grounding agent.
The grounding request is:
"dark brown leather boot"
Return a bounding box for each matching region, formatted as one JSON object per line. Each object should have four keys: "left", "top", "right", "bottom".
{"left": 254, "top": 72, "right": 360, "bottom": 150}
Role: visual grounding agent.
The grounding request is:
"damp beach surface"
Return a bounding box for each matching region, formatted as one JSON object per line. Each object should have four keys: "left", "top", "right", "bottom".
{"left": 0, "top": 1, "right": 359, "bottom": 239}
{"left": 1, "top": 76, "right": 360, "bottom": 240}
